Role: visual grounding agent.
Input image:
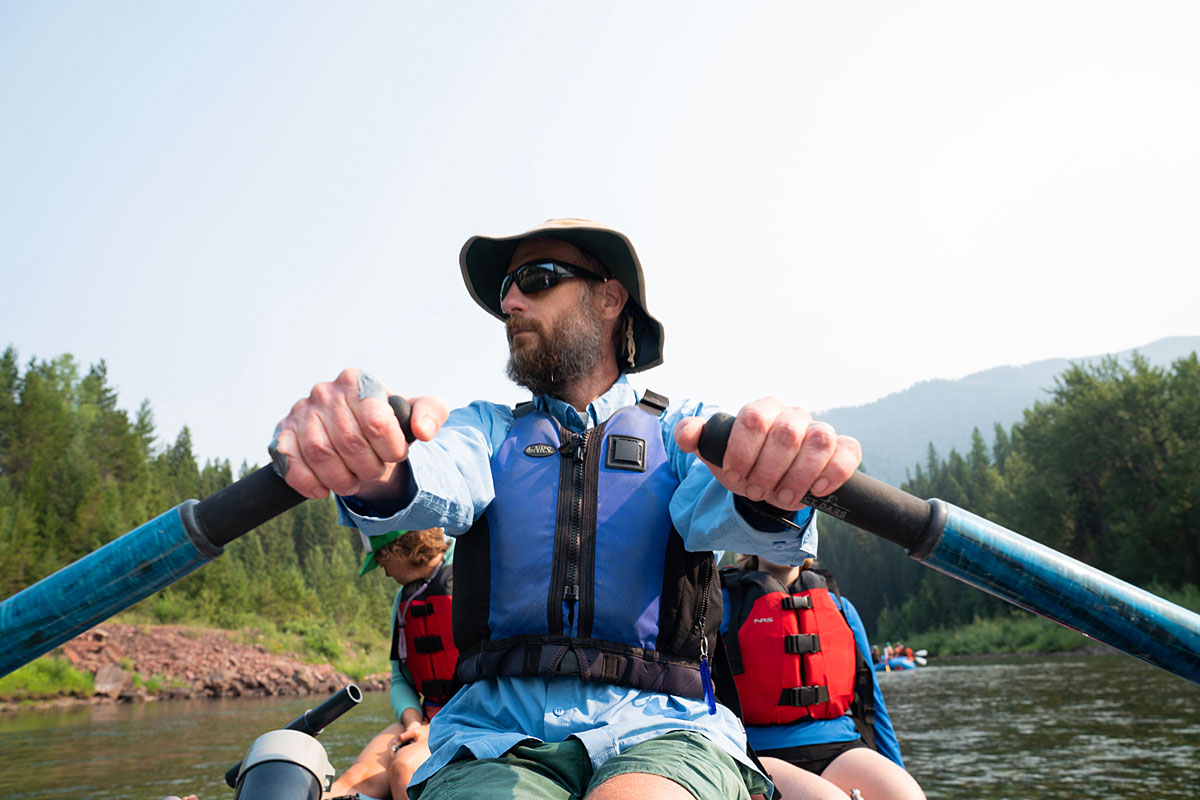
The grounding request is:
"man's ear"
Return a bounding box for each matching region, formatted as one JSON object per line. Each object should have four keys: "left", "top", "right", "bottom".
{"left": 600, "top": 279, "right": 629, "bottom": 320}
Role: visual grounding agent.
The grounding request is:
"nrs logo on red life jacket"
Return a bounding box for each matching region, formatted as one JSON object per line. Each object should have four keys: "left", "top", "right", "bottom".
{"left": 392, "top": 562, "right": 458, "bottom": 713}
{"left": 721, "top": 566, "right": 863, "bottom": 727}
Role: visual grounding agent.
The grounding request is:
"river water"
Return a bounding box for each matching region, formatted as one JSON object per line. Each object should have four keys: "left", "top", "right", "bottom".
{"left": 1, "top": 653, "right": 1196, "bottom": 799}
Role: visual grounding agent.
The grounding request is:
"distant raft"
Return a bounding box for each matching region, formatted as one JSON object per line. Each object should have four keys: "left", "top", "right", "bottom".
{"left": 874, "top": 656, "right": 916, "bottom": 672}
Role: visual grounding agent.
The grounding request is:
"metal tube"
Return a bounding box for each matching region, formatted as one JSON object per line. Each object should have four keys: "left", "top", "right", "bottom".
{"left": 913, "top": 502, "right": 1200, "bottom": 685}
{"left": 0, "top": 501, "right": 221, "bottom": 676}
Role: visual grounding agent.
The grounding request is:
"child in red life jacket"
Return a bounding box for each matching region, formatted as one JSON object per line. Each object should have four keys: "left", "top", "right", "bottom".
{"left": 721, "top": 554, "right": 925, "bottom": 800}
{"left": 329, "top": 527, "right": 456, "bottom": 800}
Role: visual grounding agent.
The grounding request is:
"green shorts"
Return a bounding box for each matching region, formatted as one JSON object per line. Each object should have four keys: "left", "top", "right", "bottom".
{"left": 411, "top": 731, "right": 770, "bottom": 800}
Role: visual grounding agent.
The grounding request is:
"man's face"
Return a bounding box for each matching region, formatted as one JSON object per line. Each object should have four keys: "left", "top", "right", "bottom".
{"left": 501, "top": 238, "right": 608, "bottom": 396}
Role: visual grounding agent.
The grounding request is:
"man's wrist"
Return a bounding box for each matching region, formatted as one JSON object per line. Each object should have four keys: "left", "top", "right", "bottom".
{"left": 733, "top": 495, "right": 812, "bottom": 532}
{"left": 344, "top": 462, "right": 416, "bottom": 517}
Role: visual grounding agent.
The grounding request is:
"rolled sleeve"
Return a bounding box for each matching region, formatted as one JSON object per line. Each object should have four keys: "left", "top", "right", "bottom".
{"left": 662, "top": 399, "right": 819, "bottom": 563}
{"left": 336, "top": 401, "right": 508, "bottom": 536}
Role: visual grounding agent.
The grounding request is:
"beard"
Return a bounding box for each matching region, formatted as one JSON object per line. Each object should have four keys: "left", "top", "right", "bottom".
{"left": 505, "top": 295, "right": 607, "bottom": 398}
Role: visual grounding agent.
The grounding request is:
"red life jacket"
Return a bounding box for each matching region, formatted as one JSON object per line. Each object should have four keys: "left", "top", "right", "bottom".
{"left": 721, "top": 566, "right": 870, "bottom": 728}
{"left": 391, "top": 562, "right": 458, "bottom": 714}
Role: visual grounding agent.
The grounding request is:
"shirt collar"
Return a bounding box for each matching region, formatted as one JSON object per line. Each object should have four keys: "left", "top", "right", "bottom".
{"left": 532, "top": 374, "right": 639, "bottom": 433}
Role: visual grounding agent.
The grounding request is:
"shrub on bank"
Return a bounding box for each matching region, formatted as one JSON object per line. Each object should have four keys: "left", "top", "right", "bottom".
{"left": 878, "top": 582, "right": 1199, "bottom": 657}
{"left": 0, "top": 656, "right": 94, "bottom": 701}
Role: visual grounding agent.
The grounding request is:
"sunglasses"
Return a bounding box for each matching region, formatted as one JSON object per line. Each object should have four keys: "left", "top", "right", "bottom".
{"left": 500, "top": 260, "right": 606, "bottom": 304}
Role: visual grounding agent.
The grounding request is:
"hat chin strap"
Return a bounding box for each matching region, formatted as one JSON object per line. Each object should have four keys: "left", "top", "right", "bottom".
{"left": 623, "top": 314, "right": 637, "bottom": 368}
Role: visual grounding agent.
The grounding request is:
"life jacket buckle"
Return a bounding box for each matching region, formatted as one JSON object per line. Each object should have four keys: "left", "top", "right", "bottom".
{"left": 782, "top": 594, "right": 813, "bottom": 610}
{"left": 779, "top": 685, "right": 830, "bottom": 706}
{"left": 414, "top": 636, "right": 444, "bottom": 654}
{"left": 784, "top": 633, "right": 821, "bottom": 654}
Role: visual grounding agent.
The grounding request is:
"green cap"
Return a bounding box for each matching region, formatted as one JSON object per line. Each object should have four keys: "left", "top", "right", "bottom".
{"left": 358, "top": 530, "right": 408, "bottom": 577}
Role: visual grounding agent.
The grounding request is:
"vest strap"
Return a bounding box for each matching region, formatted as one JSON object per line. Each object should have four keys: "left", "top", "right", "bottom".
{"left": 720, "top": 567, "right": 746, "bottom": 674}
{"left": 523, "top": 645, "right": 541, "bottom": 676}
{"left": 414, "top": 636, "right": 444, "bottom": 654}
{"left": 458, "top": 637, "right": 704, "bottom": 699}
{"left": 779, "top": 685, "right": 829, "bottom": 706}
{"left": 784, "top": 634, "right": 821, "bottom": 654}
{"left": 411, "top": 603, "right": 434, "bottom": 617}
{"left": 637, "top": 390, "right": 669, "bottom": 414}
{"left": 421, "top": 679, "right": 456, "bottom": 703}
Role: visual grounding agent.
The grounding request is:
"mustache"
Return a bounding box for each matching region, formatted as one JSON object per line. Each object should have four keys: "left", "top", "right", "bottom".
{"left": 505, "top": 315, "right": 544, "bottom": 342}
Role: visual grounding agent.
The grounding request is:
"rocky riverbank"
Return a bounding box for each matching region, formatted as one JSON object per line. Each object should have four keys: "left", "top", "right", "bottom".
{"left": 3, "top": 624, "right": 388, "bottom": 711}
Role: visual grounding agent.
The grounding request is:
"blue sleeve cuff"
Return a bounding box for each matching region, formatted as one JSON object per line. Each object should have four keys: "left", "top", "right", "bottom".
{"left": 733, "top": 496, "right": 814, "bottom": 533}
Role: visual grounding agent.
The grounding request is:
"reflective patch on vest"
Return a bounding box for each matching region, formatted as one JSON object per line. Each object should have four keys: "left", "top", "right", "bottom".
{"left": 605, "top": 435, "right": 646, "bottom": 472}
{"left": 525, "top": 442, "right": 557, "bottom": 457}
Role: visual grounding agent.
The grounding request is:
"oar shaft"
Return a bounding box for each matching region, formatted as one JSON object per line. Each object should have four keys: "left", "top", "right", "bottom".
{"left": 915, "top": 502, "right": 1200, "bottom": 684}
{"left": 0, "top": 466, "right": 309, "bottom": 678}
{"left": 0, "top": 501, "right": 221, "bottom": 676}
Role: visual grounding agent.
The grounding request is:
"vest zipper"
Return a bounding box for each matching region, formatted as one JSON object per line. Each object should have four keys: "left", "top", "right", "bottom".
{"left": 693, "top": 556, "right": 717, "bottom": 714}
{"left": 560, "top": 429, "right": 589, "bottom": 632}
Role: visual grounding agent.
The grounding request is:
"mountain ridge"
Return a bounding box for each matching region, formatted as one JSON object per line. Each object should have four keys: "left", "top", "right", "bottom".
{"left": 814, "top": 335, "right": 1200, "bottom": 487}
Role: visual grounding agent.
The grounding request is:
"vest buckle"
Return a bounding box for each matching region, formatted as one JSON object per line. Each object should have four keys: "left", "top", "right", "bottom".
{"left": 779, "top": 685, "right": 830, "bottom": 706}
{"left": 784, "top": 633, "right": 821, "bottom": 654}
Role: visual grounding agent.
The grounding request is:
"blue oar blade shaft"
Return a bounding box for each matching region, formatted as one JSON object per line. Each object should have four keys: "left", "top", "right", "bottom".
{"left": 0, "top": 502, "right": 220, "bottom": 676}
{"left": 917, "top": 503, "right": 1200, "bottom": 684}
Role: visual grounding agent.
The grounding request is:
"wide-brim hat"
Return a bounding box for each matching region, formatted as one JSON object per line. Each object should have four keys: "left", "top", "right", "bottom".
{"left": 358, "top": 530, "right": 408, "bottom": 577}
{"left": 460, "top": 218, "right": 665, "bottom": 373}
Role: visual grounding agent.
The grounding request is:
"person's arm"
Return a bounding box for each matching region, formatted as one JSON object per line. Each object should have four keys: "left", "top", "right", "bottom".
{"left": 841, "top": 597, "right": 905, "bottom": 768}
{"left": 663, "top": 399, "right": 822, "bottom": 562}
{"left": 337, "top": 400, "right": 513, "bottom": 537}
{"left": 391, "top": 660, "right": 422, "bottom": 723}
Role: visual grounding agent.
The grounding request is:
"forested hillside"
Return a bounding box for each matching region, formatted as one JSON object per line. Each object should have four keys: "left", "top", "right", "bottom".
{"left": 820, "top": 351, "right": 1200, "bottom": 639}
{"left": 0, "top": 347, "right": 396, "bottom": 656}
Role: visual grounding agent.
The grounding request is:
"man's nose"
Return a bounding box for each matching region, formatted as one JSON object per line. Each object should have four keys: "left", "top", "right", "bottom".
{"left": 500, "top": 282, "right": 529, "bottom": 316}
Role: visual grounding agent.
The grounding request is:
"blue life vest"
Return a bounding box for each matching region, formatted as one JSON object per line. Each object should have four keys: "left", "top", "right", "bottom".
{"left": 452, "top": 392, "right": 720, "bottom": 699}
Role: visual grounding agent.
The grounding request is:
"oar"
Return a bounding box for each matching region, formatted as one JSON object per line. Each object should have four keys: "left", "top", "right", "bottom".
{"left": 0, "top": 399, "right": 415, "bottom": 678}
{"left": 697, "top": 413, "right": 1200, "bottom": 685}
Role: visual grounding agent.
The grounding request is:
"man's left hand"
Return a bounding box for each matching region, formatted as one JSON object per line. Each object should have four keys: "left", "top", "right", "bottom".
{"left": 674, "top": 396, "right": 862, "bottom": 511}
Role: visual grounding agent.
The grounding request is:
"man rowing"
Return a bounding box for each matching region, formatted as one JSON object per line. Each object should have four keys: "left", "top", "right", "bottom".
{"left": 270, "top": 218, "right": 862, "bottom": 800}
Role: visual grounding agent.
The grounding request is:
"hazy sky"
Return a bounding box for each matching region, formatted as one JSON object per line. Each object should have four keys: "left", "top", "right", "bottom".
{"left": 3, "top": 1, "right": 1198, "bottom": 471}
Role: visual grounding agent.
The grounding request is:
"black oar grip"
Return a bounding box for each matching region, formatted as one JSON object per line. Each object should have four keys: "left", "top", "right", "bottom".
{"left": 697, "top": 412, "right": 736, "bottom": 468}
{"left": 388, "top": 395, "right": 416, "bottom": 444}
{"left": 698, "top": 412, "right": 937, "bottom": 550}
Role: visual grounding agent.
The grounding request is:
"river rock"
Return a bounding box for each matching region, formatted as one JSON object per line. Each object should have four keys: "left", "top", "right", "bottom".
{"left": 45, "top": 623, "right": 366, "bottom": 708}
{"left": 93, "top": 664, "right": 130, "bottom": 697}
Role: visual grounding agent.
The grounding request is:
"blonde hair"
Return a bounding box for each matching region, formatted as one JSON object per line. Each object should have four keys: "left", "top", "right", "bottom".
{"left": 376, "top": 527, "right": 448, "bottom": 568}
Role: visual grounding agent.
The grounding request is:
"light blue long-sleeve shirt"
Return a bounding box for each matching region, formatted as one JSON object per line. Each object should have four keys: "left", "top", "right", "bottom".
{"left": 337, "top": 375, "right": 819, "bottom": 795}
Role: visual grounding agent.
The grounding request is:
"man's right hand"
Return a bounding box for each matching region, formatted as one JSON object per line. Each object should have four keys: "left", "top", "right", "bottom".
{"left": 268, "top": 368, "right": 448, "bottom": 501}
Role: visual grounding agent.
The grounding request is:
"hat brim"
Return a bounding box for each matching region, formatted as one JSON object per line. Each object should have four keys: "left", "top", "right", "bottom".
{"left": 460, "top": 220, "right": 664, "bottom": 373}
{"left": 357, "top": 530, "right": 408, "bottom": 578}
